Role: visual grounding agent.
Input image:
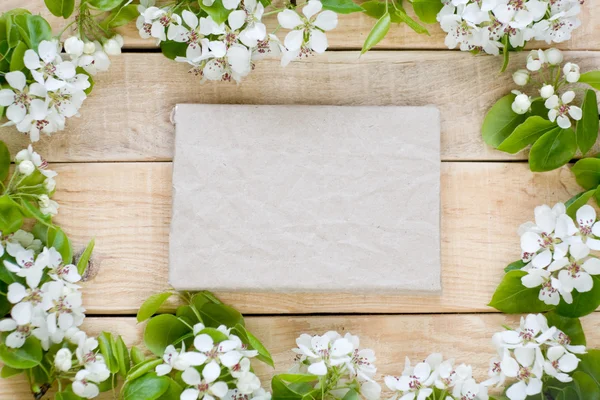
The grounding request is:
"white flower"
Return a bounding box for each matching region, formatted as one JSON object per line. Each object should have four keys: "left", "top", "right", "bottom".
{"left": 18, "top": 160, "right": 35, "bottom": 176}
{"left": 15, "top": 107, "right": 64, "bottom": 142}
{"left": 3, "top": 249, "right": 46, "bottom": 288}
{"left": 502, "top": 348, "right": 543, "bottom": 400}
{"left": 0, "top": 71, "right": 47, "bottom": 125}
{"left": 543, "top": 346, "right": 579, "bottom": 383}
{"left": 193, "top": 333, "right": 242, "bottom": 367}
{"left": 15, "top": 145, "right": 55, "bottom": 179}
{"left": 539, "top": 84, "right": 555, "bottom": 99}
{"left": 156, "top": 344, "right": 206, "bottom": 376}
{"left": 512, "top": 69, "right": 530, "bottom": 86}
{"left": 344, "top": 333, "right": 377, "bottom": 381}
{"left": 24, "top": 40, "right": 76, "bottom": 91}
{"left": 278, "top": 1, "right": 338, "bottom": 54}
{"left": 563, "top": 62, "right": 580, "bottom": 83}
{"left": 545, "top": 90, "right": 582, "bottom": 129}
{"left": 493, "top": 0, "right": 547, "bottom": 29}
{"left": 64, "top": 36, "right": 85, "bottom": 58}
{"left": 544, "top": 48, "right": 563, "bottom": 65}
{"left": 38, "top": 194, "right": 59, "bottom": 216}
{"left": 236, "top": 371, "right": 261, "bottom": 394}
{"left": 73, "top": 368, "right": 109, "bottom": 399}
{"left": 229, "top": 0, "right": 267, "bottom": 47}
{"left": 511, "top": 91, "right": 531, "bottom": 115}
{"left": 573, "top": 205, "right": 600, "bottom": 251}
{"left": 41, "top": 280, "right": 86, "bottom": 342}
{"left": 78, "top": 42, "right": 111, "bottom": 75}
{"left": 1, "top": 229, "right": 43, "bottom": 257}
{"left": 103, "top": 35, "right": 124, "bottom": 55}
{"left": 202, "top": 44, "right": 252, "bottom": 83}
{"left": 533, "top": 2, "right": 581, "bottom": 43}
{"left": 55, "top": 348, "right": 73, "bottom": 372}
{"left": 181, "top": 361, "right": 229, "bottom": 400}
{"left": 293, "top": 332, "right": 354, "bottom": 376}
{"left": 494, "top": 314, "right": 556, "bottom": 349}
{"left": 552, "top": 244, "right": 600, "bottom": 294}
{"left": 526, "top": 49, "right": 546, "bottom": 71}
{"left": 385, "top": 354, "right": 442, "bottom": 399}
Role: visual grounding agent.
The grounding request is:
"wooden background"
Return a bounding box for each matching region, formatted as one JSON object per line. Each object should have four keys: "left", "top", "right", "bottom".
{"left": 1, "top": 1, "right": 600, "bottom": 398}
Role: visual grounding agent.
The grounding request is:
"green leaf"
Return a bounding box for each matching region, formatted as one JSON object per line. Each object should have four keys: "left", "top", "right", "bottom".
{"left": 0, "top": 141, "right": 10, "bottom": 182}
{"left": 411, "top": 0, "right": 444, "bottom": 24}
{"left": 126, "top": 358, "right": 162, "bottom": 382}
{"left": 44, "top": 0, "right": 75, "bottom": 18}
{"left": 0, "top": 365, "right": 23, "bottom": 378}
{"left": 112, "top": 335, "right": 131, "bottom": 377}
{"left": 580, "top": 71, "right": 600, "bottom": 90}
{"left": 555, "top": 275, "right": 600, "bottom": 318}
{"left": 55, "top": 392, "right": 81, "bottom": 400}
{"left": 198, "top": 0, "right": 231, "bottom": 25}
{"left": 233, "top": 324, "right": 274, "bottom": 367}
{"left": 320, "top": 0, "right": 363, "bottom": 14}
{"left": 98, "top": 332, "right": 119, "bottom": 374}
{"left": 579, "top": 350, "right": 600, "bottom": 388}
{"left": 9, "top": 41, "right": 27, "bottom": 71}
{"left": 47, "top": 227, "right": 73, "bottom": 264}
{"left": 361, "top": 1, "right": 386, "bottom": 18}
{"left": 19, "top": 199, "right": 53, "bottom": 229}
{"left": 574, "top": 371, "right": 600, "bottom": 400}
{"left": 271, "top": 375, "right": 305, "bottom": 400}
{"left": 361, "top": 12, "right": 390, "bottom": 54}
{"left": 342, "top": 389, "right": 360, "bottom": 400}
{"left": 482, "top": 94, "right": 528, "bottom": 148}
{"left": 529, "top": 127, "right": 577, "bottom": 172}
{"left": 566, "top": 190, "right": 595, "bottom": 220}
{"left": 76, "top": 238, "right": 95, "bottom": 276}
{"left": 576, "top": 89, "right": 599, "bottom": 155}
{"left": 504, "top": 260, "right": 526, "bottom": 273}
{"left": 104, "top": 3, "right": 139, "bottom": 28}
{"left": 87, "top": 0, "right": 123, "bottom": 11}
{"left": 0, "top": 195, "right": 24, "bottom": 234}
{"left": 158, "top": 378, "right": 183, "bottom": 400}
{"left": 130, "top": 346, "right": 146, "bottom": 366}
{"left": 198, "top": 302, "right": 245, "bottom": 328}
{"left": 144, "top": 314, "right": 190, "bottom": 356}
{"left": 572, "top": 158, "right": 600, "bottom": 190}
{"left": 488, "top": 271, "right": 553, "bottom": 314}
{"left": 137, "top": 292, "right": 173, "bottom": 323}
{"left": 275, "top": 374, "right": 319, "bottom": 384}
{"left": 122, "top": 372, "right": 170, "bottom": 400}
{"left": 76, "top": 67, "right": 94, "bottom": 95}
{"left": 0, "top": 336, "right": 42, "bottom": 369}
{"left": 544, "top": 310, "right": 586, "bottom": 345}
{"left": 393, "top": 6, "right": 428, "bottom": 35}
{"left": 14, "top": 14, "right": 52, "bottom": 51}
{"left": 496, "top": 116, "right": 557, "bottom": 154}
{"left": 197, "top": 327, "right": 229, "bottom": 342}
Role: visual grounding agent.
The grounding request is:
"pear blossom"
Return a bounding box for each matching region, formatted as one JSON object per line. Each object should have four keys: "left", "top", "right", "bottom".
{"left": 545, "top": 90, "right": 582, "bottom": 129}
{"left": 55, "top": 348, "right": 73, "bottom": 372}
{"left": 543, "top": 346, "right": 579, "bottom": 382}
{"left": 278, "top": 1, "right": 338, "bottom": 55}
{"left": 156, "top": 343, "right": 207, "bottom": 376}
{"left": 526, "top": 49, "right": 546, "bottom": 71}
{"left": 511, "top": 91, "right": 531, "bottom": 114}
{"left": 384, "top": 356, "right": 436, "bottom": 399}
{"left": 552, "top": 243, "right": 600, "bottom": 294}
{"left": 0, "top": 71, "right": 47, "bottom": 125}
{"left": 194, "top": 332, "right": 243, "bottom": 367}
{"left": 181, "top": 361, "right": 229, "bottom": 400}
{"left": 545, "top": 48, "right": 564, "bottom": 65}
{"left": 24, "top": 40, "right": 76, "bottom": 91}
{"left": 539, "top": 84, "right": 554, "bottom": 99}
{"left": 228, "top": 0, "right": 266, "bottom": 47}
{"left": 512, "top": 69, "right": 529, "bottom": 86}
{"left": 3, "top": 249, "right": 46, "bottom": 288}
{"left": 573, "top": 205, "right": 600, "bottom": 250}
{"left": 73, "top": 368, "right": 109, "bottom": 399}
{"left": 563, "top": 62, "right": 580, "bottom": 83}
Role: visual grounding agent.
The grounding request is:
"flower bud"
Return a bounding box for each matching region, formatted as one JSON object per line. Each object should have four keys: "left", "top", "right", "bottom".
{"left": 512, "top": 94, "right": 531, "bottom": 115}
{"left": 54, "top": 348, "right": 72, "bottom": 372}
{"left": 64, "top": 36, "right": 84, "bottom": 57}
{"left": 526, "top": 50, "right": 546, "bottom": 72}
{"left": 564, "top": 62, "right": 581, "bottom": 83}
{"left": 513, "top": 69, "right": 530, "bottom": 86}
{"left": 103, "top": 38, "right": 122, "bottom": 56}
{"left": 39, "top": 194, "right": 50, "bottom": 208}
{"left": 83, "top": 41, "right": 96, "bottom": 55}
{"left": 18, "top": 160, "right": 35, "bottom": 176}
{"left": 545, "top": 48, "right": 563, "bottom": 65}
{"left": 15, "top": 149, "right": 29, "bottom": 163}
{"left": 44, "top": 178, "right": 56, "bottom": 193}
{"left": 540, "top": 84, "right": 555, "bottom": 99}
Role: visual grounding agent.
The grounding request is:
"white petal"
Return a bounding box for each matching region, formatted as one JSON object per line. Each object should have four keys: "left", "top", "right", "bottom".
{"left": 0, "top": 89, "right": 15, "bottom": 107}
{"left": 569, "top": 106, "right": 583, "bottom": 121}
{"left": 38, "top": 41, "right": 58, "bottom": 64}
{"left": 24, "top": 50, "right": 41, "bottom": 70}
{"left": 558, "top": 353, "right": 579, "bottom": 373}
{"left": 6, "top": 71, "right": 26, "bottom": 91}
{"left": 202, "top": 360, "right": 221, "bottom": 383}
{"left": 6, "top": 331, "right": 26, "bottom": 348}
{"left": 29, "top": 83, "right": 47, "bottom": 98}
{"left": 277, "top": 10, "right": 303, "bottom": 29}
{"left": 7, "top": 283, "right": 27, "bottom": 304}
{"left": 209, "top": 41, "right": 227, "bottom": 58}
{"left": 562, "top": 91, "right": 576, "bottom": 104}
{"left": 576, "top": 205, "right": 596, "bottom": 228}
{"left": 155, "top": 363, "right": 172, "bottom": 376}
{"left": 572, "top": 272, "right": 593, "bottom": 292}
{"left": 303, "top": 0, "right": 323, "bottom": 19}
{"left": 506, "top": 381, "right": 528, "bottom": 400}
{"left": 182, "top": 367, "right": 202, "bottom": 385}
{"left": 12, "top": 302, "right": 32, "bottom": 325}
{"left": 532, "top": 249, "right": 552, "bottom": 268}
{"left": 219, "top": 350, "right": 242, "bottom": 367}
{"left": 6, "top": 104, "right": 27, "bottom": 123}
{"left": 557, "top": 115, "right": 571, "bottom": 129}
{"left": 55, "top": 62, "right": 76, "bottom": 80}
{"left": 501, "top": 356, "right": 519, "bottom": 377}
{"left": 228, "top": 10, "right": 246, "bottom": 31}
{"left": 570, "top": 242, "right": 590, "bottom": 261}
{"left": 548, "top": 257, "right": 570, "bottom": 272}
{"left": 181, "top": 389, "right": 200, "bottom": 400}
{"left": 307, "top": 360, "right": 328, "bottom": 375}
{"left": 583, "top": 258, "right": 600, "bottom": 275}
{"left": 309, "top": 29, "right": 328, "bottom": 53}
{"left": 222, "top": 0, "right": 241, "bottom": 9}
{"left": 194, "top": 334, "right": 214, "bottom": 352}
{"left": 210, "top": 381, "right": 229, "bottom": 398}
{"left": 0, "top": 319, "right": 17, "bottom": 331}
{"left": 521, "top": 232, "right": 542, "bottom": 253}
{"left": 314, "top": 10, "right": 338, "bottom": 31}
{"left": 29, "top": 99, "right": 48, "bottom": 120}
{"left": 284, "top": 30, "right": 304, "bottom": 51}
{"left": 183, "top": 10, "right": 199, "bottom": 29}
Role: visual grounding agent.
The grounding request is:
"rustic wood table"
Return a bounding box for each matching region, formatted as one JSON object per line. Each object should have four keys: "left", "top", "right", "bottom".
{"left": 1, "top": 1, "right": 599, "bottom": 398}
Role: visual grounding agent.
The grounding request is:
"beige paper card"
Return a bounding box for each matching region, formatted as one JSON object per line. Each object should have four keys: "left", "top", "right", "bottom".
{"left": 170, "top": 104, "right": 441, "bottom": 293}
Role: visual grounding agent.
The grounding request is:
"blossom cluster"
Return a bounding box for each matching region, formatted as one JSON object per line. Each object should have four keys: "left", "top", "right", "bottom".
{"left": 437, "top": 0, "right": 583, "bottom": 56}
{"left": 518, "top": 203, "right": 600, "bottom": 305}
{"left": 486, "top": 314, "right": 585, "bottom": 400}
{"left": 156, "top": 323, "right": 270, "bottom": 400}
{"left": 0, "top": 36, "right": 122, "bottom": 142}
{"left": 13, "top": 145, "right": 59, "bottom": 216}
{"left": 384, "top": 354, "right": 488, "bottom": 400}
{"left": 290, "top": 331, "right": 381, "bottom": 399}
{"left": 510, "top": 48, "right": 583, "bottom": 129}
{"left": 136, "top": 0, "right": 338, "bottom": 82}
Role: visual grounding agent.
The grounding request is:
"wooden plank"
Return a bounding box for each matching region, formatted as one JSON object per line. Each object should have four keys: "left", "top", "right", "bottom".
{"left": 44, "top": 161, "right": 583, "bottom": 314}
{"left": 1, "top": 314, "right": 599, "bottom": 398}
{"left": 2, "top": 0, "right": 599, "bottom": 51}
{"left": 1, "top": 51, "right": 600, "bottom": 162}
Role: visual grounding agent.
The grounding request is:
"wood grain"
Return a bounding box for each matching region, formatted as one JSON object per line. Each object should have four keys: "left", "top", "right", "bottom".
{"left": 42, "top": 161, "right": 583, "bottom": 314}
{"left": 1, "top": 51, "right": 600, "bottom": 163}
{"left": 2, "top": 0, "right": 599, "bottom": 51}
{"left": 1, "top": 314, "right": 599, "bottom": 398}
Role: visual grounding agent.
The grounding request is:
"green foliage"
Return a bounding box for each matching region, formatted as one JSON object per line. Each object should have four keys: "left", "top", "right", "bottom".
{"left": 0, "top": 195, "right": 25, "bottom": 234}
{"left": 102, "top": 3, "right": 139, "bottom": 28}
{"left": 77, "top": 238, "right": 95, "bottom": 276}
{"left": 137, "top": 291, "right": 174, "bottom": 322}
{"left": 529, "top": 127, "right": 577, "bottom": 172}
{"left": 86, "top": 0, "right": 125, "bottom": 12}
{"left": 144, "top": 314, "right": 190, "bottom": 356}
{"left": 47, "top": 227, "right": 73, "bottom": 264}
{"left": 572, "top": 157, "right": 600, "bottom": 190}
{"left": 233, "top": 323, "right": 274, "bottom": 367}
{"left": 44, "top": 0, "right": 76, "bottom": 19}
{"left": 0, "top": 336, "right": 43, "bottom": 369}
{"left": 0, "top": 141, "right": 10, "bottom": 182}
{"left": 320, "top": 0, "right": 363, "bottom": 14}
{"left": 504, "top": 260, "right": 526, "bottom": 273}
{"left": 121, "top": 372, "right": 171, "bottom": 400}
{"left": 488, "top": 271, "right": 553, "bottom": 314}
{"left": 361, "top": 12, "right": 390, "bottom": 54}
{"left": 576, "top": 90, "right": 599, "bottom": 155}
{"left": 579, "top": 71, "right": 600, "bottom": 90}
{"left": 565, "top": 190, "right": 595, "bottom": 219}
{"left": 556, "top": 276, "right": 600, "bottom": 318}
{"left": 13, "top": 14, "right": 52, "bottom": 52}
{"left": 482, "top": 94, "right": 529, "bottom": 148}
{"left": 272, "top": 374, "right": 319, "bottom": 400}
{"left": 410, "top": 0, "right": 443, "bottom": 24}
{"left": 199, "top": 0, "right": 231, "bottom": 25}
{"left": 496, "top": 116, "right": 557, "bottom": 154}
{"left": 545, "top": 311, "right": 586, "bottom": 345}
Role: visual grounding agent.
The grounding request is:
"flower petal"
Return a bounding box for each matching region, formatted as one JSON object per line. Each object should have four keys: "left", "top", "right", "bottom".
{"left": 302, "top": 0, "right": 323, "bottom": 19}
{"left": 309, "top": 29, "right": 328, "bottom": 53}
{"left": 277, "top": 10, "right": 303, "bottom": 29}
{"left": 6, "top": 71, "right": 26, "bottom": 91}
{"left": 314, "top": 10, "right": 338, "bottom": 31}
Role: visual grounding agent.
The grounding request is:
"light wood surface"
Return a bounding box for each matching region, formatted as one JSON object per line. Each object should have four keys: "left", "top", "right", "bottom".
{"left": 1, "top": 1, "right": 600, "bottom": 398}
{"left": 1, "top": 51, "right": 600, "bottom": 163}
{"left": 1, "top": 314, "right": 599, "bottom": 399}
{"left": 4, "top": 0, "right": 600, "bottom": 51}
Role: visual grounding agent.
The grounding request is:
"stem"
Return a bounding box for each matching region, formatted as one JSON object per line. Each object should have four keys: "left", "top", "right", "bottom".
{"left": 56, "top": 20, "right": 78, "bottom": 40}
